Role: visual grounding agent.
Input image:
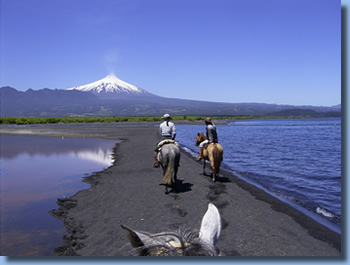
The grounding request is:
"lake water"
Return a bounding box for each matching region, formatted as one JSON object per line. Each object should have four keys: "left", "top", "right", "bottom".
{"left": 0, "top": 118, "right": 341, "bottom": 255}
{"left": 0, "top": 135, "right": 117, "bottom": 256}
{"left": 176, "top": 118, "right": 341, "bottom": 233}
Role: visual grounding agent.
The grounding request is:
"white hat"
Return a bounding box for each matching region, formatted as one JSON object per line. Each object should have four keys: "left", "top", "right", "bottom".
{"left": 162, "top": 114, "right": 171, "bottom": 119}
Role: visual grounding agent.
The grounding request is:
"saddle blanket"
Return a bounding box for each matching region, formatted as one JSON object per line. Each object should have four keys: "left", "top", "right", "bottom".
{"left": 157, "top": 139, "right": 179, "bottom": 148}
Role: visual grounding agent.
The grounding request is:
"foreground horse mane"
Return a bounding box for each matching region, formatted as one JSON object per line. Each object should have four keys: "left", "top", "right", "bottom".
{"left": 121, "top": 227, "right": 218, "bottom": 256}
{"left": 122, "top": 203, "right": 222, "bottom": 256}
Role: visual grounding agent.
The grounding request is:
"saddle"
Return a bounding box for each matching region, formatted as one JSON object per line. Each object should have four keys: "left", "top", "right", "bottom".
{"left": 204, "top": 141, "right": 218, "bottom": 149}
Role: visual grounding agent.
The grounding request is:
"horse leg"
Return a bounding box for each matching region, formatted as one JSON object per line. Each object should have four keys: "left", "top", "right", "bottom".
{"left": 211, "top": 165, "right": 216, "bottom": 182}
{"left": 165, "top": 181, "right": 177, "bottom": 194}
{"left": 210, "top": 159, "right": 217, "bottom": 182}
{"left": 172, "top": 180, "right": 177, "bottom": 193}
{"left": 202, "top": 160, "right": 206, "bottom": 175}
{"left": 165, "top": 185, "right": 170, "bottom": 194}
{"left": 173, "top": 167, "right": 178, "bottom": 192}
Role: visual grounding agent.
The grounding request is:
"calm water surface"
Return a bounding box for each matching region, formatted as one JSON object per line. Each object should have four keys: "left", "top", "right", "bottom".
{"left": 0, "top": 119, "right": 341, "bottom": 255}
{"left": 0, "top": 135, "right": 117, "bottom": 256}
{"left": 176, "top": 118, "right": 341, "bottom": 233}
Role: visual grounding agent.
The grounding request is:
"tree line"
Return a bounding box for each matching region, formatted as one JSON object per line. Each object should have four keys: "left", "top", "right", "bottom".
{"left": 0, "top": 114, "right": 332, "bottom": 125}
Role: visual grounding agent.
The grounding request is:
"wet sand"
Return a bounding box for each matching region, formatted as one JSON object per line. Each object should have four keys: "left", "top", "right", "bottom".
{"left": 0, "top": 123, "right": 341, "bottom": 256}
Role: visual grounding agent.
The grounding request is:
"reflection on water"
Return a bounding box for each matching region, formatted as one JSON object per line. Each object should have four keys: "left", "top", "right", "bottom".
{"left": 0, "top": 135, "right": 118, "bottom": 256}
{"left": 70, "top": 148, "right": 113, "bottom": 166}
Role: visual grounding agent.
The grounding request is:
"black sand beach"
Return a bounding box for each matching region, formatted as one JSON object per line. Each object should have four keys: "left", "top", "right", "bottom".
{"left": 0, "top": 123, "right": 341, "bottom": 256}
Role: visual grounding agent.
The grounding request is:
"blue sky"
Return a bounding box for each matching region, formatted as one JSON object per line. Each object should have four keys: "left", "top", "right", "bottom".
{"left": 0, "top": 0, "right": 341, "bottom": 107}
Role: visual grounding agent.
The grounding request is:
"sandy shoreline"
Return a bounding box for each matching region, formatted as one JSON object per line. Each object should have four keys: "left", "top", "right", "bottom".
{"left": 0, "top": 123, "right": 341, "bottom": 256}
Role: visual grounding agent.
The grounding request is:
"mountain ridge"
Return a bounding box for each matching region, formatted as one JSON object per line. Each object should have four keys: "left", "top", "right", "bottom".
{"left": 0, "top": 75, "right": 341, "bottom": 117}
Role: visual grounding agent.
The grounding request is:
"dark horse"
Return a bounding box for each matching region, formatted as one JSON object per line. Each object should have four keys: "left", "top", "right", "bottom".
{"left": 157, "top": 142, "right": 180, "bottom": 194}
{"left": 195, "top": 133, "right": 223, "bottom": 182}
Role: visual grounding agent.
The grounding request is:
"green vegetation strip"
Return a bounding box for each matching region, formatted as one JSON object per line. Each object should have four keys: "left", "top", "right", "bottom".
{"left": 0, "top": 115, "right": 312, "bottom": 125}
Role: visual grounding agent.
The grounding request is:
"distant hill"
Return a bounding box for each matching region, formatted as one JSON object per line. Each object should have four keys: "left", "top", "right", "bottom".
{"left": 0, "top": 75, "right": 341, "bottom": 117}
{"left": 0, "top": 86, "right": 99, "bottom": 117}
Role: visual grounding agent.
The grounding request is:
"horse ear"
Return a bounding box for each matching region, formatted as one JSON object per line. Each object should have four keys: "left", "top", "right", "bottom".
{"left": 121, "top": 225, "right": 155, "bottom": 248}
{"left": 199, "top": 203, "right": 221, "bottom": 246}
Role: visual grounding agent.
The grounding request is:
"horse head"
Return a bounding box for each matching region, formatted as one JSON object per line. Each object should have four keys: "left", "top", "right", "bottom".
{"left": 121, "top": 203, "right": 222, "bottom": 256}
{"left": 195, "top": 133, "right": 207, "bottom": 146}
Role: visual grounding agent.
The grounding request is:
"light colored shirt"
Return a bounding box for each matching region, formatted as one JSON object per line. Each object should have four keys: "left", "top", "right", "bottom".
{"left": 159, "top": 121, "right": 176, "bottom": 139}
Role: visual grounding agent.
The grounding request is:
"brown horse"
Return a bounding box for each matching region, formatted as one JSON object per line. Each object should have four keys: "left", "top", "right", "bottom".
{"left": 195, "top": 133, "right": 223, "bottom": 182}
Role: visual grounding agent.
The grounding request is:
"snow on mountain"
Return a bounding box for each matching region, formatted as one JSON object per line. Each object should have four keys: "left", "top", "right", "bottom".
{"left": 67, "top": 74, "right": 147, "bottom": 94}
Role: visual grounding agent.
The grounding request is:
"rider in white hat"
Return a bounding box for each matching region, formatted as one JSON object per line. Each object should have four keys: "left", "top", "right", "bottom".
{"left": 153, "top": 114, "right": 177, "bottom": 167}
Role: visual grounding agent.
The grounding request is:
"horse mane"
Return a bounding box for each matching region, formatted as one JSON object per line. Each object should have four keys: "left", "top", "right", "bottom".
{"left": 122, "top": 203, "right": 223, "bottom": 256}
{"left": 196, "top": 133, "right": 207, "bottom": 146}
{"left": 127, "top": 228, "right": 218, "bottom": 256}
{"left": 198, "top": 133, "right": 207, "bottom": 141}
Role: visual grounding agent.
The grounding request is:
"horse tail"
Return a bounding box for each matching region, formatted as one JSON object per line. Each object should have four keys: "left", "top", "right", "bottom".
{"left": 162, "top": 157, "right": 173, "bottom": 185}
{"left": 162, "top": 146, "right": 179, "bottom": 185}
{"left": 212, "top": 144, "right": 221, "bottom": 175}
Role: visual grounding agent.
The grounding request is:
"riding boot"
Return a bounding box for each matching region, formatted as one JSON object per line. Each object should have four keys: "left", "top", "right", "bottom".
{"left": 153, "top": 152, "right": 160, "bottom": 168}
{"left": 195, "top": 147, "right": 204, "bottom": 161}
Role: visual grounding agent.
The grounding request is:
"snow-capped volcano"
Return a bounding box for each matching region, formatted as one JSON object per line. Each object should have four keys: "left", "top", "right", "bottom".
{"left": 67, "top": 74, "right": 147, "bottom": 95}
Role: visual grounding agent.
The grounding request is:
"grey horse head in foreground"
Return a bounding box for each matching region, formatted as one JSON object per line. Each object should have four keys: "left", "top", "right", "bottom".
{"left": 121, "top": 203, "right": 222, "bottom": 256}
